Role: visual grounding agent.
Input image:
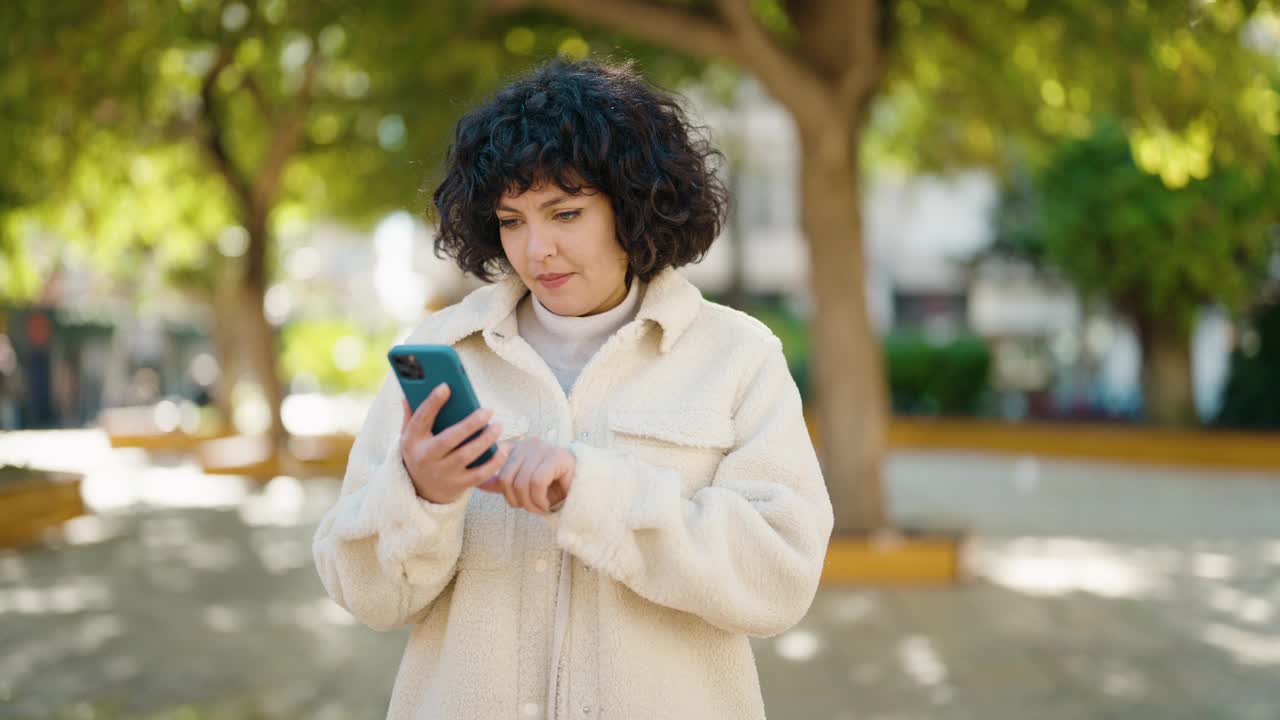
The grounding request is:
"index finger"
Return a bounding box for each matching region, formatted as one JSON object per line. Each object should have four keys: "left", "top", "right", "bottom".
{"left": 406, "top": 382, "right": 450, "bottom": 437}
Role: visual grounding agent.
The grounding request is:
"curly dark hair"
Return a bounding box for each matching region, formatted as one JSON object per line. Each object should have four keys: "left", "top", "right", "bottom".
{"left": 429, "top": 56, "right": 729, "bottom": 283}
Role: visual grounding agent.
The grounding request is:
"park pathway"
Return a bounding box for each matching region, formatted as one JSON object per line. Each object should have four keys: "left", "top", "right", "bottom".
{"left": 1, "top": 430, "right": 1277, "bottom": 719}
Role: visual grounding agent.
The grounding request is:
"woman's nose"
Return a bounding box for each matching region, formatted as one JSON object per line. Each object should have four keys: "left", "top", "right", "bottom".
{"left": 527, "top": 223, "right": 555, "bottom": 256}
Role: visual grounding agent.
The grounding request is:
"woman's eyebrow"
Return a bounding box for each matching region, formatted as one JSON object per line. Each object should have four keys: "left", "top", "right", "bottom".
{"left": 496, "top": 194, "right": 575, "bottom": 213}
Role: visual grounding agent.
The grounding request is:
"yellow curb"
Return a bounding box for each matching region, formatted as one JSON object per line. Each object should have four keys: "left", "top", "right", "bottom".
{"left": 820, "top": 532, "right": 967, "bottom": 586}
{"left": 802, "top": 409, "right": 1280, "bottom": 470}
{"left": 0, "top": 471, "right": 87, "bottom": 548}
{"left": 106, "top": 429, "right": 235, "bottom": 452}
{"left": 887, "top": 417, "right": 1280, "bottom": 470}
{"left": 197, "top": 434, "right": 356, "bottom": 480}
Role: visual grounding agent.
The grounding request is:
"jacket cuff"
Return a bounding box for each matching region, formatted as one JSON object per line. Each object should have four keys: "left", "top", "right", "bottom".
{"left": 544, "top": 441, "right": 681, "bottom": 553}
{"left": 544, "top": 441, "right": 612, "bottom": 536}
{"left": 328, "top": 440, "right": 473, "bottom": 570}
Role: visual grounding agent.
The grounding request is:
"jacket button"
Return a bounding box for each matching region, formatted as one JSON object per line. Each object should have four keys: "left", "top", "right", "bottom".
{"left": 582, "top": 705, "right": 592, "bottom": 714}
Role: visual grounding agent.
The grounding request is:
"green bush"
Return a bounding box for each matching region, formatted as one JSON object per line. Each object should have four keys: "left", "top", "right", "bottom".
{"left": 742, "top": 298, "right": 993, "bottom": 415}
{"left": 1215, "top": 298, "right": 1280, "bottom": 429}
{"left": 883, "top": 331, "right": 993, "bottom": 416}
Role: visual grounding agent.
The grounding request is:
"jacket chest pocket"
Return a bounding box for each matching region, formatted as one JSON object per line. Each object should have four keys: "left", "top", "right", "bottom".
{"left": 458, "top": 411, "right": 530, "bottom": 571}
{"left": 607, "top": 408, "right": 736, "bottom": 496}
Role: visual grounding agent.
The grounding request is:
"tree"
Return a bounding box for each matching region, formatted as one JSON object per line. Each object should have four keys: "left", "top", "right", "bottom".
{"left": 9, "top": 2, "right": 1277, "bottom": 530}
{"left": 491, "top": 0, "right": 1280, "bottom": 534}
{"left": 1000, "top": 120, "right": 1279, "bottom": 425}
{"left": 878, "top": 0, "right": 1280, "bottom": 427}
{"left": 3, "top": 1, "right": 509, "bottom": 444}
{"left": 1, "top": 1, "right": 698, "bottom": 445}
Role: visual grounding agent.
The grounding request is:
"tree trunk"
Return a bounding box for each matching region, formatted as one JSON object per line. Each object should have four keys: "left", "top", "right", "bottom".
{"left": 798, "top": 118, "right": 889, "bottom": 535}
{"left": 207, "top": 258, "right": 243, "bottom": 431}
{"left": 241, "top": 212, "right": 288, "bottom": 448}
{"left": 1134, "top": 313, "right": 1197, "bottom": 426}
{"left": 241, "top": 282, "right": 287, "bottom": 447}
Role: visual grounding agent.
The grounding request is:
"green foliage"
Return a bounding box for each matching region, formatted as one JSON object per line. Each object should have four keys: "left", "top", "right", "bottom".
{"left": 1025, "top": 119, "right": 1279, "bottom": 335}
{"left": 868, "top": 0, "right": 1280, "bottom": 186}
{"left": 0, "top": 1, "right": 708, "bottom": 298}
{"left": 0, "top": 226, "right": 39, "bottom": 301}
{"left": 884, "top": 332, "right": 993, "bottom": 416}
{"left": 2, "top": 2, "right": 509, "bottom": 241}
{"left": 744, "top": 298, "right": 993, "bottom": 414}
{"left": 279, "top": 319, "right": 399, "bottom": 394}
{"left": 0, "top": 0, "right": 719, "bottom": 413}
{"left": 1216, "top": 296, "right": 1280, "bottom": 429}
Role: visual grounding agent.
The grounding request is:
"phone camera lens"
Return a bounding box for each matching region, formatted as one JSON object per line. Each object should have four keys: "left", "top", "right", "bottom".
{"left": 392, "top": 354, "right": 425, "bottom": 380}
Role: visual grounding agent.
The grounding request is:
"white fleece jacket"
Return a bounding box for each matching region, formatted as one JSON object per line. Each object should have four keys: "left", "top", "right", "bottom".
{"left": 517, "top": 274, "right": 643, "bottom": 716}
{"left": 312, "top": 266, "right": 835, "bottom": 720}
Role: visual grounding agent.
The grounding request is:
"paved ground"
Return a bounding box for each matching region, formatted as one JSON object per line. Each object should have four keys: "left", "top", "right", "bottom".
{"left": 1, "top": 430, "right": 1278, "bottom": 719}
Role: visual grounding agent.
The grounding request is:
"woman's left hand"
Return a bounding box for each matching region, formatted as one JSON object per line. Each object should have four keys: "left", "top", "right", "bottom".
{"left": 477, "top": 437, "right": 575, "bottom": 514}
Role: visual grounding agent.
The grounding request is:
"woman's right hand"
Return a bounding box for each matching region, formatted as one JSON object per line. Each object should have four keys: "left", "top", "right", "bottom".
{"left": 399, "top": 383, "right": 510, "bottom": 505}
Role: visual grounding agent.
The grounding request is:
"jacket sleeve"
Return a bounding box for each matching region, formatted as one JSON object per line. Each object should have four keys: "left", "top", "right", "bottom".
{"left": 312, "top": 372, "right": 473, "bottom": 632}
{"left": 543, "top": 337, "right": 835, "bottom": 638}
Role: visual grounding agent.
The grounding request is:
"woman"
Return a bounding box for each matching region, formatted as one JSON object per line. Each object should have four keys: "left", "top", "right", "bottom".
{"left": 312, "top": 57, "right": 834, "bottom": 720}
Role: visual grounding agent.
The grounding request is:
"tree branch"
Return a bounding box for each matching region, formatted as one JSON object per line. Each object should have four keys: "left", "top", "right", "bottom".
{"left": 239, "top": 71, "right": 275, "bottom": 125}
{"left": 491, "top": 0, "right": 838, "bottom": 128}
{"left": 199, "top": 49, "right": 254, "bottom": 215}
{"left": 834, "top": 0, "right": 885, "bottom": 117}
{"left": 252, "top": 51, "right": 321, "bottom": 209}
{"left": 712, "top": 0, "right": 835, "bottom": 122}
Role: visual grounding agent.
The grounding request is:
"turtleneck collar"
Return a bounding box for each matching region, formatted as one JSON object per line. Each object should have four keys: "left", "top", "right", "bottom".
{"left": 527, "top": 275, "right": 643, "bottom": 344}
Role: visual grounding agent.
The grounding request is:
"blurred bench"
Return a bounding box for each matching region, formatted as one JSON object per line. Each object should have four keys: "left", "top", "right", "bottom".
{"left": 0, "top": 467, "right": 86, "bottom": 548}
{"left": 196, "top": 433, "right": 355, "bottom": 480}
{"left": 99, "top": 404, "right": 232, "bottom": 452}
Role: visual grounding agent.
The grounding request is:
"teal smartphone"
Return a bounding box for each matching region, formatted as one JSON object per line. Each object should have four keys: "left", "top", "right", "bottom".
{"left": 388, "top": 344, "right": 497, "bottom": 469}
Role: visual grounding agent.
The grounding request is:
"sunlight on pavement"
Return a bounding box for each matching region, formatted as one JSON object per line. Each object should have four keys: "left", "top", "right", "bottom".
{"left": 774, "top": 628, "right": 821, "bottom": 662}
{"left": 969, "top": 537, "right": 1167, "bottom": 598}
{"left": 3, "top": 433, "right": 1280, "bottom": 718}
{"left": 1201, "top": 623, "right": 1280, "bottom": 666}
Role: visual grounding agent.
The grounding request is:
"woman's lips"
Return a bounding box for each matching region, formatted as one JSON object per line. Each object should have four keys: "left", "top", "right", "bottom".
{"left": 538, "top": 273, "right": 572, "bottom": 288}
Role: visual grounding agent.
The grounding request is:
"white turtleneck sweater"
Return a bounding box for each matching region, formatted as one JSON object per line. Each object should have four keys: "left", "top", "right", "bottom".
{"left": 515, "top": 275, "right": 644, "bottom": 720}
{"left": 516, "top": 274, "right": 644, "bottom": 396}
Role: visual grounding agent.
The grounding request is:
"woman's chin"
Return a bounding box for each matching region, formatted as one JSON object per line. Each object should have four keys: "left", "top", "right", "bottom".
{"left": 537, "top": 294, "right": 581, "bottom": 317}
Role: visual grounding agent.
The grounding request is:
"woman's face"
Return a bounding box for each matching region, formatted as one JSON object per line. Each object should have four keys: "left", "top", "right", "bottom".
{"left": 497, "top": 181, "right": 630, "bottom": 317}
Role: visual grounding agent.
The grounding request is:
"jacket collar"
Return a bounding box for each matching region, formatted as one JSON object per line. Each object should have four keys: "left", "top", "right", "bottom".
{"left": 432, "top": 266, "right": 703, "bottom": 354}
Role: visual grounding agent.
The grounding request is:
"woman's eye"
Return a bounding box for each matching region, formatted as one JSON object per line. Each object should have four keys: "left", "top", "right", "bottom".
{"left": 555, "top": 210, "right": 581, "bottom": 222}
{"left": 499, "top": 218, "right": 521, "bottom": 229}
